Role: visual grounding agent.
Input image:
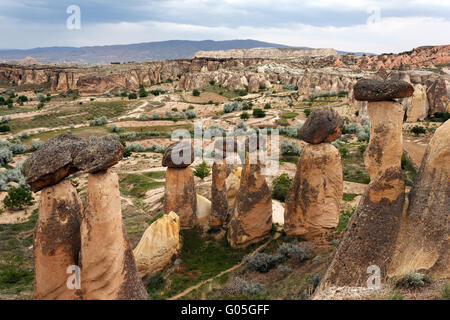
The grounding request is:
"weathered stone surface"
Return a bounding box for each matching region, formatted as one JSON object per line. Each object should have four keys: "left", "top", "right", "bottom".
{"left": 133, "top": 211, "right": 180, "bottom": 278}
{"left": 80, "top": 169, "right": 147, "bottom": 300}
{"left": 73, "top": 136, "right": 124, "bottom": 173}
{"left": 164, "top": 167, "right": 197, "bottom": 228}
{"left": 226, "top": 166, "right": 242, "bottom": 208}
{"left": 22, "top": 132, "right": 88, "bottom": 192}
{"left": 297, "top": 106, "right": 343, "bottom": 144}
{"left": 389, "top": 120, "right": 450, "bottom": 280}
{"left": 354, "top": 79, "right": 414, "bottom": 101}
{"left": 405, "top": 84, "right": 429, "bottom": 122}
{"left": 284, "top": 143, "right": 343, "bottom": 238}
{"left": 227, "top": 157, "right": 272, "bottom": 248}
{"left": 196, "top": 194, "right": 212, "bottom": 228}
{"left": 315, "top": 167, "right": 405, "bottom": 293}
{"left": 162, "top": 141, "right": 195, "bottom": 168}
{"left": 426, "top": 78, "right": 450, "bottom": 114}
{"left": 210, "top": 161, "right": 228, "bottom": 228}
{"left": 364, "top": 101, "right": 404, "bottom": 181}
{"left": 33, "top": 180, "right": 82, "bottom": 300}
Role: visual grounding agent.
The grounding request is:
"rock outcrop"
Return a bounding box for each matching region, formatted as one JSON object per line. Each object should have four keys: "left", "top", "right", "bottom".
{"left": 405, "top": 84, "right": 429, "bottom": 122}
{"left": 226, "top": 167, "right": 242, "bottom": 208}
{"left": 210, "top": 161, "right": 229, "bottom": 228}
{"left": 227, "top": 156, "right": 272, "bottom": 248}
{"left": 33, "top": 179, "right": 82, "bottom": 300}
{"left": 284, "top": 143, "right": 343, "bottom": 238}
{"left": 196, "top": 194, "right": 212, "bottom": 228}
{"left": 315, "top": 80, "right": 411, "bottom": 293}
{"left": 22, "top": 133, "right": 88, "bottom": 192}
{"left": 133, "top": 211, "right": 181, "bottom": 278}
{"left": 80, "top": 169, "right": 147, "bottom": 300}
{"left": 164, "top": 167, "right": 197, "bottom": 228}
{"left": 194, "top": 47, "right": 337, "bottom": 59}
{"left": 297, "top": 106, "right": 344, "bottom": 144}
{"left": 354, "top": 79, "right": 414, "bottom": 102}
{"left": 22, "top": 133, "right": 123, "bottom": 192}
{"left": 389, "top": 119, "right": 450, "bottom": 280}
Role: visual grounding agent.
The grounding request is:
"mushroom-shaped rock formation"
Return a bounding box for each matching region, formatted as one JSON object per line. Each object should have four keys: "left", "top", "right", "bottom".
{"left": 80, "top": 169, "right": 147, "bottom": 300}
{"left": 162, "top": 141, "right": 195, "bottom": 168}
{"left": 354, "top": 79, "right": 414, "bottom": 102}
{"left": 133, "top": 211, "right": 181, "bottom": 278}
{"left": 315, "top": 79, "right": 409, "bottom": 294}
{"left": 297, "top": 106, "right": 343, "bottom": 144}
{"left": 33, "top": 179, "right": 82, "bottom": 300}
{"left": 22, "top": 132, "right": 88, "bottom": 192}
{"left": 389, "top": 119, "right": 450, "bottom": 280}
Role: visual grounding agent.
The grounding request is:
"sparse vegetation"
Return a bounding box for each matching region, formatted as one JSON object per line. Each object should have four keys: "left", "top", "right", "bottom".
{"left": 271, "top": 173, "right": 292, "bottom": 202}
{"left": 3, "top": 187, "right": 34, "bottom": 210}
{"left": 193, "top": 161, "right": 211, "bottom": 180}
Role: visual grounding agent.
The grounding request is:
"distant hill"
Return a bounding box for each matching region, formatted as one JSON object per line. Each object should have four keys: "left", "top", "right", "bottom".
{"left": 0, "top": 40, "right": 295, "bottom": 65}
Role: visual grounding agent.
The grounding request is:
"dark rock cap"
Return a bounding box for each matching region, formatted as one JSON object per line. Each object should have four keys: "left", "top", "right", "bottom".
{"left": 162, "top": 141, "right": 195, "bottom": 168}
{"left": 298, "top": 106, "right": 343, "bottom": 144}
{"left": 22, "top": 132, "right": 88, "bottom": 192}
{"left": 22, "top": 133, "right": 124, "bottom": 192}
{"left": 354, "top": 79, "right": 414, "bottom": 101}
{"left": 73, "top": 135, "right": 124, "bottom": 173}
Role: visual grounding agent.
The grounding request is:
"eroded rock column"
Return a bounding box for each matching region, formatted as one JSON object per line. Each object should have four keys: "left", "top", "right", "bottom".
{"left": 80, "top": 169, "right": 147, "bottom": 300}
{"left": 389, "top": 119, "right": 450, "bottom": 280}
{"left": 33, "top": 180, "right": 82, "bottom": 300}
{"left": 163, "top": 141, "right": 197, "bottom": 228}
{"left": 284, "top": 106, "right": 343, "bottom": 238}
{"left": 315, "top": 79, "right": 414, "bottom": 294}
{"left": 227, "top": 154, "right": 272, "bottom": 248}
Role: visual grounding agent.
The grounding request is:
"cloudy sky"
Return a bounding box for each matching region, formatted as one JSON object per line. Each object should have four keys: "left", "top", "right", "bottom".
{"left": 1, "top": 0, "right": 449, "bottom": 53}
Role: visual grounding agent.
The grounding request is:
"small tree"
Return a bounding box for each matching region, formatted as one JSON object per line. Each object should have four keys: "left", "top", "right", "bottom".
{"left": 410, "top": 125, "right": 426, "bottom": 136}
{"left": 128, "top": 92, "right": 138, "bottom": 100}
{"left": 192, "top": 89, "right": 200, "bottom": 97}
{"left": 271, "top": 174, "right": 292, "bottom": 202}
{"left": 193, "top": 161, "right": 211, "bottom": 180}
{"left": 304, "top": 109, "right": 311, "bottom": 117}
{"left": 138, "top": 85, "right": 148, "bottom": 98}
{"left": 3, "top": 187, "right": 34, "bottom": 210}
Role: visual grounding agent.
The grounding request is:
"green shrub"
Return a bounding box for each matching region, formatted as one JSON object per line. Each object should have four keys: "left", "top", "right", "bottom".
{"left": 193, "top": 161, "right": 210, "bottom": 180}
{"left": 271, "top": 173, "right": 292, "bottom": 202}
{"left": 264, "top": 103, "right": 271, "bottom": 109}
{"left": 336, "top": 210, "right": 354, "bottom": 233}
{"left": 128, "top": 92, "right": 138, "bottom": 100}
{"left": 439, "top": 282, "right": 450, "bottom": 300}
{"left": 252, "top": 108, "right": 266, "bottom": 118}
{"left": 0, "top": 148, "right": 13, "bottom": 166}
{"left": 280, "top": 140, "right": 300, "bottom": 156}
{"left": 304, "top": 109, "right": 311, "bottom": 117}
{"left": 240, "top": 112, "right": 250, "bottom": 120}
{"left": 138, "top": 85, "right": 148, "bottom": 98}
{"left": 395, "top": 272, "right": 431, "bottom": 289}
{"left": 89, "top": 116, "right": 108, "bottom": 126}
{"left": 122, "top": 149, "right": 132, "bottom": 158}
{"left": 3, "top": 187, "right": 34, "bottom": 209}
{"left": 0, "top": 125, "right": 11, "bottom": 132}
{"left": 192, "top": 89, "right": 200, "bottom": 97}
{"left": 244, "top": 253, "right": 279, "bottom": 273}
{"left": 410, "top": 125, "right": 426, "bottom": 136}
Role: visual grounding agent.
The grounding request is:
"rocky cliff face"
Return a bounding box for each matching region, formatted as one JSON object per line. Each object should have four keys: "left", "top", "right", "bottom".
{"left": 194, "top": 47, "right": 337, "bottom": 59}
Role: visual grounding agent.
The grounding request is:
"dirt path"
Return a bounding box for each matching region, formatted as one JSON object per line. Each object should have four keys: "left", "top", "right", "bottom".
{"left": 168, "top": 233, "right": 281, "bottom": 300}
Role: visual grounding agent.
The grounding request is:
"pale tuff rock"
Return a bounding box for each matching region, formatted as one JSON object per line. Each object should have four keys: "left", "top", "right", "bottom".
{"left": 196, "top": 194, "right": 212, "bottom": 228}
{"left": 194, "top": 47, "right": 337, "bottom": 59}
{"left": 164, "top": 167, "right": 197, "bottom": 228}
{"left": 33, "top": 180, "right": 82, "bottom": 300}
{"left": 80, "top": 169, "right": 147, "bottom": 300}
{"left": 405, "top": 84, "right": 429, "bottom": 122}
{"left": 226, "top": 166, "right": 242, "bottom": 208}
{"left": 133, "top": 211, "right": 181, "bottom": 278}
{"left": 426, "top": 78, "right": 450, "bottom": 114}
{"left": 210, "top": 161, "right": 228, "bottom": 228}
{"left": 389, "top": 120, "right": 450, "bottom": 280}
{"left": 312, "top": 286, "right": 382, "bottom": 300}
{"left": 315, "top": 82, "right": 406, "bottom": 293}
{"left": 364, "top": 101, "right": 404, "bottom": 181}
{"left": 227, "top": 157, "right": 272, "bottom": 248}
{"left": 284, "top": 143, "right": 343, "bottom": 238}
{"left": 315, "top": 168, "right": 405, "bottom": 293}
